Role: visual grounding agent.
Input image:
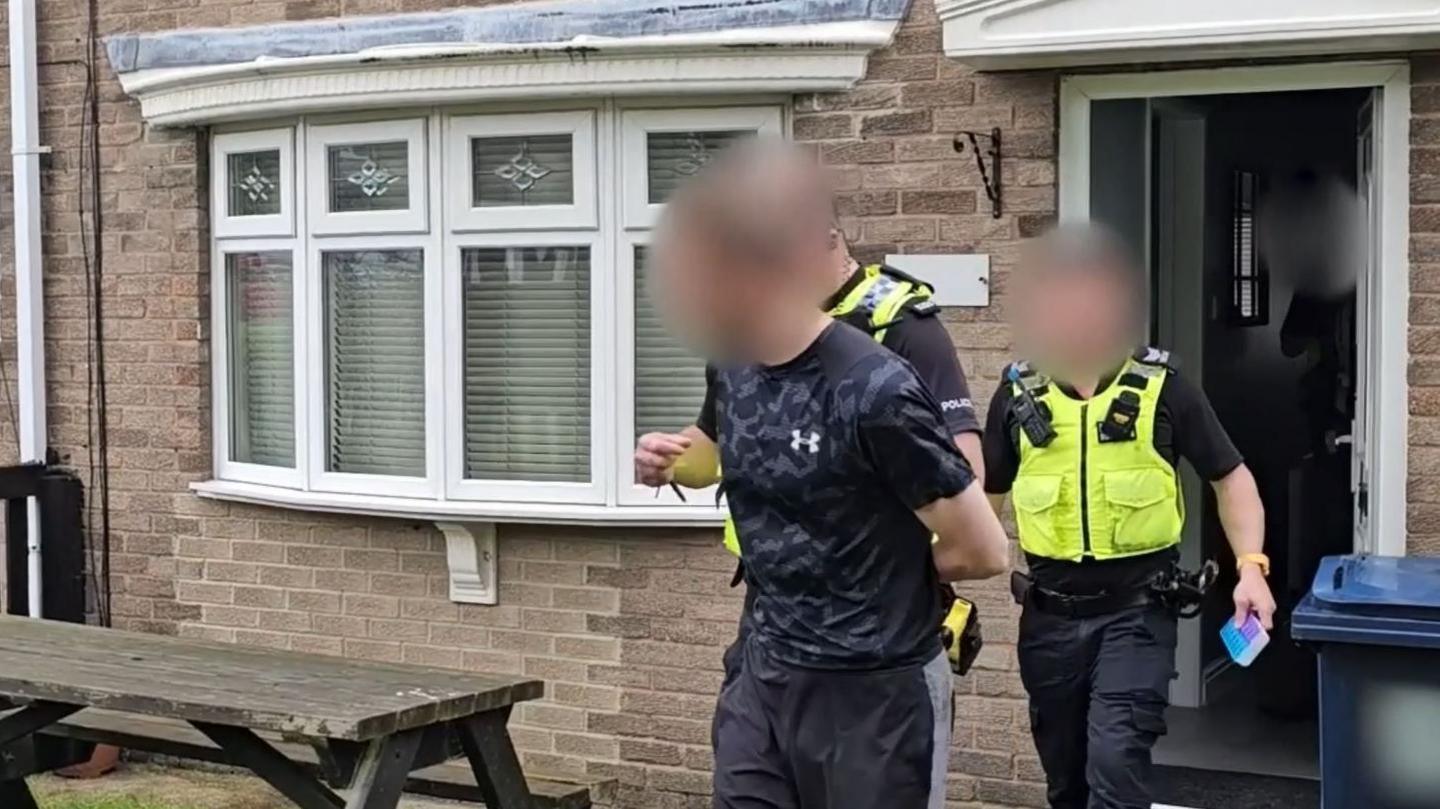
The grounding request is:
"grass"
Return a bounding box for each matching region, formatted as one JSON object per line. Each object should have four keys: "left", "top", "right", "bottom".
{"left": 38, "top": 797, "right": 193, "bottom": 809}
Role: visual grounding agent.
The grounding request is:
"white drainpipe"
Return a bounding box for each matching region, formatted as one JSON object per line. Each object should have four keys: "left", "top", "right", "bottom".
{"left": 9, "top": 0, "right": 48, "bottom": 618}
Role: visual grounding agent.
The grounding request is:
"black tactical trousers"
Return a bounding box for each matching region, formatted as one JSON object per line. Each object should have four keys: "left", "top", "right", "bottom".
{"left": 1017, "top": 601, "right": 1177, "bottom": 809}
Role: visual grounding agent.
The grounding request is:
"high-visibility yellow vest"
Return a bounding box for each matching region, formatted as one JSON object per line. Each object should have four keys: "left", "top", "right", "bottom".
{"left": 1010, "top": 352, "right": 1185, "bottom": 562}
{"left": 721, "top": 264, "right": 936, "bottom": 557}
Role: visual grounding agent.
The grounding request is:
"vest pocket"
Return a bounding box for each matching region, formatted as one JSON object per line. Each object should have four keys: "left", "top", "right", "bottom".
{"left": 1102, "top": 469, "right": 1178, "bottom": 552}
{"left": 1012, "top": 474, "right": 1065, "bottom": 557}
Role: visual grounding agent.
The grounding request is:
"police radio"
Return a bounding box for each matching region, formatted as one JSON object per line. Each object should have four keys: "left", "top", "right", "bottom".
{"left": 1007, "top": 366, "right": 1057, "bottom": 448}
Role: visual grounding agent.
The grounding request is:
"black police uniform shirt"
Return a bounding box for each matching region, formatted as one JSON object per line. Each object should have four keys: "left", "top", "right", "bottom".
{"left": 982, "top": 361, "right": 1242, "bottom": 594}
{"left": 708, "top": 321, "right": 975, "bottom": 670}
{"left": 696, "top": 265, "right": 982, "bottom": 440}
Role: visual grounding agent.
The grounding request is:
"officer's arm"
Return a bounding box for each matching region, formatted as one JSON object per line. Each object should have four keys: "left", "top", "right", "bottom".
{"left": 1170, "top": 372, "right": 1276, "bottom": 628}
{"left": 1213, "top": 464, "right": 1264, "bottom": 559}
{"left": 916, "top": 485, "right": 1010, "bottom": 581}
{"left": 955, "top": 433, "right": 985, "bottom": 488}
{"left": 883, "top": 315, "right": 986, "bottom": 486}
{"left": 1212, "top": 464, "right": 1276, "bottom": 628}
{"left": 980, "top": 382, "right": 1019, "bottom": 517}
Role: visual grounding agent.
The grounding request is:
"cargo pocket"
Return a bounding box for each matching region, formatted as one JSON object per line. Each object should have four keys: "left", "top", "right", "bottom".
{"left": 1129, "top": 700, "right": 1169, "bottom": 746}
{"left": 1102, "top": 469, "right": 1177, "bottom": 552}
{"left": 1012, "top": 475, "right": 1064, "bottom": 558}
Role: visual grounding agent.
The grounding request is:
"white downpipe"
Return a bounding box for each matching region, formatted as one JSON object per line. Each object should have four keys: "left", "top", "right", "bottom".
{"left": 9, "top": 0, "right": 48, "bottom": 618}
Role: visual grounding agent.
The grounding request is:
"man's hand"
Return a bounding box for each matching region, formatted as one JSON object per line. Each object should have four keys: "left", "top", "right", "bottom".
{"left": 1233, "top": 564, "right": 1277, "bottom": 630}
{"left": 635, "top": 432, "right": 692, "bottom": 487}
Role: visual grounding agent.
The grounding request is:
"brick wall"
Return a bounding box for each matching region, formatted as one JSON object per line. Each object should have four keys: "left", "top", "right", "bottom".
{"left": 1409, "top": 56, "right": 1440, "bottom": 558}
{"left": 0, "top": 0, "right": 1435, "bottom": 807}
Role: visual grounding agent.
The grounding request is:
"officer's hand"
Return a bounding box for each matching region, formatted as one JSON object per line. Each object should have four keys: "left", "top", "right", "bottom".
{"left": 1232, "top": 565, "right": 1277, "bottom": 631}
{"left": 635, "top": 432, "right": 691, "bottom": 487}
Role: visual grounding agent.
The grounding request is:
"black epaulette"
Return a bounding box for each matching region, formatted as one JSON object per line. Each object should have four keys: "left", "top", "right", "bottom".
{"left": 876, "top": 263, "right": 938, "bottom": 298}
{"left": 1132, "top": 346, "right": 1175, "bottom": 369}
{"left": 904, "top": 297, "right": 941, "bottom": 319}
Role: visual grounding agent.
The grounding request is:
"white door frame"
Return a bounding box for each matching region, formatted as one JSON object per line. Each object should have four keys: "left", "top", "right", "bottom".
{"left": 1059, "top": 61, "right": 1410, "bottom": 558}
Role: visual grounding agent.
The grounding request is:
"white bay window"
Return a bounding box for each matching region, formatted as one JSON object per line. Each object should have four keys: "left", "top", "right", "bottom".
{"left": 207, "top": 103, "right": 782, "bottom": 522}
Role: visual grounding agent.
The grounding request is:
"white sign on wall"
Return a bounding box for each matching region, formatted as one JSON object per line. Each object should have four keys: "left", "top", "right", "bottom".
{"left": 884, "top": 254, "right": 990, "bottom": 307}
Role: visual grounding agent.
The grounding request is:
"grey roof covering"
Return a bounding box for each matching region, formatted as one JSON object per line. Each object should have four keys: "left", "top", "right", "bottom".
{"left": 106, "top": 0, "right": 913, "bottom": 74}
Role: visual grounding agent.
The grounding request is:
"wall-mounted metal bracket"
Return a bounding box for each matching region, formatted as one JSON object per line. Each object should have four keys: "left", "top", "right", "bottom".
{"left": 954, "top": 128, "right": 1002, "bottom": 219}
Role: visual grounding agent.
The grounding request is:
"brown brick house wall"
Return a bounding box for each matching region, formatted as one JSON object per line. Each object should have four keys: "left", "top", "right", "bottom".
{"left": 0, "top": 0, "right": 1433, "bottom": 807}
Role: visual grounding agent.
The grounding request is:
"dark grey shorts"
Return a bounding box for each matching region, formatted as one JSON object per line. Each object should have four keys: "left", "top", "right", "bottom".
{"left": 712, "top": 638, "right": 951, "bottom": 809}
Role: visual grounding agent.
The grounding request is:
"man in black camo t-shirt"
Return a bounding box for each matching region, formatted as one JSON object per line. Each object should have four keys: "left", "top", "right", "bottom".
{"left": 712, "top": 324, "right": 972, "bottom": 670}
{"left": 644, "top": 141, "right": 1009, "bottom": 809}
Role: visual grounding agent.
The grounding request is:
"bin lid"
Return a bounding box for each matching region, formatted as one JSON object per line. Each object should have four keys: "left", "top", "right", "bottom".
{"left": 1293, "top": 555, "right": 1440, "bottom": 649}
{"left": 1310, "top": 555, "right": 1440, "bottom": 609}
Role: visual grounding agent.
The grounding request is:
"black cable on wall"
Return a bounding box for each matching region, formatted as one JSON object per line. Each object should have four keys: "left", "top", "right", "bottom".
{"left": 79, "top": 0, "right": 113, "bottom": 627}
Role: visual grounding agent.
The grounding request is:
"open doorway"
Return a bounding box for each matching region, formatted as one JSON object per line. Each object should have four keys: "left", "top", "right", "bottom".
{"left": 1087, "top": 87, "right": 1372, "bottom": 790}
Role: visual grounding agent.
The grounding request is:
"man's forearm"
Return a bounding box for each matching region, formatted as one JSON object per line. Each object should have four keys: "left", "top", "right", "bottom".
{"left": 1212, "top": 464, "right": 1265, "bottom": 558}
{"left": 920, "top": 483, "right": 1010, "bottom": 581}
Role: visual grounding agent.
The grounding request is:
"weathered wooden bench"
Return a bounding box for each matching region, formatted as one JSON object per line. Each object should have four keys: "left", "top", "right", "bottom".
{"left": 0, "top": 615, "right": 548, "bottom": 809}
{"left": 33, "top": 709, "right": 605, "bottom": 808}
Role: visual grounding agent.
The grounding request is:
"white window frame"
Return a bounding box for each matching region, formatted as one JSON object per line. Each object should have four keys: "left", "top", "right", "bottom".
{"left": 306, "top": 118, "right": 430, "bottom": 235}
{"left": 211, "top": 240, "right": 306, "bottom": 489}
{"left": 207, "top": 101, "right": 785, "bottom": 525}
{"left": 621, "top": 106, "right": 784, "bottom": 229}
{"left": 446, "top": 110, "right": 598, "bottom": 232}
{"left": 615, "top": 230, "right": 717, "bottom": 506}
{"left": 443, "top": 230, "right": 610, "bottom": 505}
{"left": 305, "top": 232, "right": 445, "bottom": 499}
{"left": 212, "top": 128, "right": 295, "bottom": 239}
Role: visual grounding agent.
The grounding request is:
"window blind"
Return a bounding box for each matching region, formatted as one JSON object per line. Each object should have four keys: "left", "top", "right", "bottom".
{"left": 632, "top": 246, "right": 708, "bottom": 439}
{"left": 227, "top": 251, "right": 294, "bottom": 467}
{"left": 324, "top": 249, "right": 426, "bottom": 476}
{"left": 463, "top": 246, "right": 590, "bottom": 482}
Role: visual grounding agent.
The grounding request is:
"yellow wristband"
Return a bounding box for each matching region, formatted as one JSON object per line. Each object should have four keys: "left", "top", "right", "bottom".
{"left": 1236, "top": 553, "right": 1270, "bottom": 577}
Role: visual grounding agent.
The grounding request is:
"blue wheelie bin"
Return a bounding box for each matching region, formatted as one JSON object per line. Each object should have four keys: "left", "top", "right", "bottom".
{"left": 1292, "top": 554, "right": 1440, "bottom": 809}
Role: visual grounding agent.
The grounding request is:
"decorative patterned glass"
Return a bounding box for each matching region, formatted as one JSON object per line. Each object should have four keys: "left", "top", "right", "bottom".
{"left": 472, "top": 135, "right": 574, "bottom": 208}
{"left": 327, "top": 141, "right": 409, "bottom": 213}
{"left": 646, "top": 130, "right": 753, "bottom": 204}
{"left": 227, "top": 150, "right": 282, "bottom": 217}
{"left": 324, "top": 250, "right": 426, "bottom": 476}
{"left": 226, "top": 251, "right": 294, "bottom": 467}
{"left": 463, "top": 246, "right": 591, "bottom": 482}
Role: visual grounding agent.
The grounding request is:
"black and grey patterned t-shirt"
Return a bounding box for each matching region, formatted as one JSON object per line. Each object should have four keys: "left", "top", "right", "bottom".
{"left": 714, "top": 322, "right": 975, "bottom": 670}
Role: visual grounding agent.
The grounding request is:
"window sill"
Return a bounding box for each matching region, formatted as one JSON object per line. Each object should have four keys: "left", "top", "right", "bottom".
{"left": 190, "top": 479, "right": 725, "bottom": 528}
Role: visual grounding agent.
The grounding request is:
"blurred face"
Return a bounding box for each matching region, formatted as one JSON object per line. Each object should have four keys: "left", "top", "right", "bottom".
{"left": 1011, "top": 262, "right": 1137, "bottom": 379}
{"left": 651, "top": 220, "right": 832, "bottom": 365}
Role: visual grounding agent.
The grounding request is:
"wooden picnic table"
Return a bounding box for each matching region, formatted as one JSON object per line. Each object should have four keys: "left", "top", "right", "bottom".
{"left": 0, "top": 615, "right": 544, "bottom": 809}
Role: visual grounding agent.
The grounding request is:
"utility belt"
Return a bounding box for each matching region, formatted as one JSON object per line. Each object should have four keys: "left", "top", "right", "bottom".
{"left": 1010, "top": 560, "right": 1219, "bottom": 620}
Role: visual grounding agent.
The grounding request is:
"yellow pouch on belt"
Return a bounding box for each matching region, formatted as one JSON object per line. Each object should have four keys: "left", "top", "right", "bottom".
{"left": 941, "top": 596, "right": 983, "bottom": 676}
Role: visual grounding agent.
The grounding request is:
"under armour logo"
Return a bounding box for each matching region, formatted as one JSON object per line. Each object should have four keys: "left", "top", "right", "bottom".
{"left": 790, "top": 430, "right": 821, "bottom": 454}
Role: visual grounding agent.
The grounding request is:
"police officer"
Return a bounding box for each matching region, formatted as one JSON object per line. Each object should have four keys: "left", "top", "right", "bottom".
{"left": 643, "top": 140, "right": 1010, "bottom": 809}
{"left": 983, "top": 224, "right": 1277, "bottom": 809}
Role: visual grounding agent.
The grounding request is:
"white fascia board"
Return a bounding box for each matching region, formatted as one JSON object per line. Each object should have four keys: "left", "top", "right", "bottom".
{"left": 937, "top": 0, "right": 1440, "bottom": 70}
{"left": 118, "top": 21, "right": 897, "bottom": 126}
